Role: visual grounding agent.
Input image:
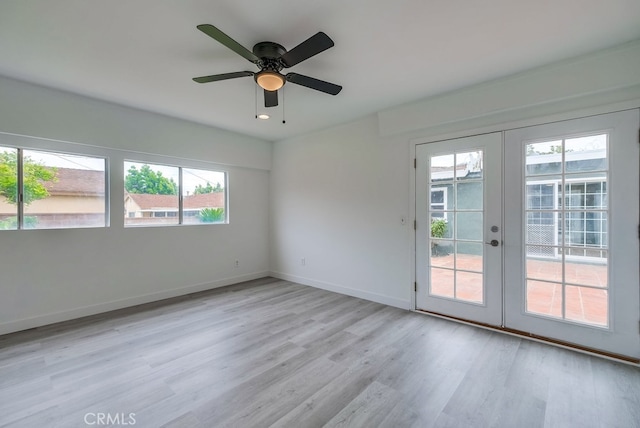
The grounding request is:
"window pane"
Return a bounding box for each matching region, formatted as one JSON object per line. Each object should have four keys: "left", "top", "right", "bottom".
{"left": 456, "top": 181, "right": 482, "bottom": 210}
{"left": 0, "top": 147, "right": 18, "bottom": 229}
{"left": 525, "top": 140, "right": 563, "bottom": 176}
{"left": 183, "top": 168, "right": 226, "bottom": 224}
{"left": 526, "top": 179, "right": 558, "bottom": 209}
{"left": 455, "top": 271, "right": 483, "bottom": 303}
{"left": 456, "top": 242, "right": 483, "bottom": 273}
{"left": 455, "top": 212, "right": 482, "bottom": 241}
{"left": 526, "top": 280, "right": 562, "bottom": 319}
{"left": 526, "top": 253, "right": 562, "bottom": 282}
{"left": 430, "top": 154, "right": 454, "bottom": 182}
{"left": 431, "top": 212, "right": 453, "bottom": 239}
{"left": 430, "top": 267, "right": 454, "bottom": 298}
{"left": 565, "top": 134, "right": 607, "bottom": 173}
{"left": 124, "top": 161, "right": 179, "bottom": 226}
{"left": 22, "top": 150, "right": 106, "bottom": 229}
{"left": 455, "top": 151, "right": 483, "bottom": 180}
{"left": 565, "top": 285, "right": 608, "bottom": 327}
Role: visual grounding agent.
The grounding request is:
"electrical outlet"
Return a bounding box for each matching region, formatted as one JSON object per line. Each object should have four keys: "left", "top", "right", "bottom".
{"left": 301, "top": 257, "right": 306, "bottom": 266}
{"left": 234, "top": 260, "right": 239, "bottom": 268}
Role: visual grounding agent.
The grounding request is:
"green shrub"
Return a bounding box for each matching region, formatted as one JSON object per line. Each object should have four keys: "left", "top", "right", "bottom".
{"left": 0, "top": 216, "right": 38, "bottom": 230}
{"left": 430, "top": 218, "right": 447, "bottom": 238}
{"left": 199, "top": 207, "right": 225, "bottom": 223}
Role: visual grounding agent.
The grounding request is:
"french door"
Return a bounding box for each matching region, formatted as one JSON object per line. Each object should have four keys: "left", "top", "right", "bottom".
{"left": 416, "top": 110, "right": 640, "bottom": 359}
{"left": 416, "top": 132, "right": 503, "bottom": 326}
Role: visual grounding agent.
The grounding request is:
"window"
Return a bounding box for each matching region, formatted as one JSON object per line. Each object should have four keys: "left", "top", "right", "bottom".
{"left": 124, "top": 161, "right": 226, "bottom": 227}
{"left": 183, "top": 167, "right": 226, "bottom": 225}
{"left": 429, "top": 187, "right": 447, "bottom": 218}
{"left": 124, "top": 161, "right": 179, "bottom": 226}
{"left": 0, "top": 147, "right": 107, "bottom": 230}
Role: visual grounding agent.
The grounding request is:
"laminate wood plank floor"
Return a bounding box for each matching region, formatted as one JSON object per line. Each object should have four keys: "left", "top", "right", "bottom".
{"left": 1, "top": 277, "right": 639, "bottom": 427}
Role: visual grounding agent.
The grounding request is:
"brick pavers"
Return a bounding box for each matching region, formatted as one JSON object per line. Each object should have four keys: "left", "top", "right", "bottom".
{"left": 429, "top": 253, "right": 608, "bottom": 326}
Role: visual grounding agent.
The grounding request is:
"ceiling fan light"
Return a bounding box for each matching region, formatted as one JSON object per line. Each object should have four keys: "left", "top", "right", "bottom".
{"left": 256, "top": 71, "right": 285, "bottom": 91}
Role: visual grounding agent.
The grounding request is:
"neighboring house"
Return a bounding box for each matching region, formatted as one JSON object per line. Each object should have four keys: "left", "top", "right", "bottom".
{"left": 124, "top": 191, "right": 225, "bottom": 225}
{"left": 0, "top": 168, "right": 105, "bottom": 228}
{"left": 430, "top": 149, "right": 607, "bottom": 262}
{"left": 0, "top": 167, "right": 225, "bottom": 228}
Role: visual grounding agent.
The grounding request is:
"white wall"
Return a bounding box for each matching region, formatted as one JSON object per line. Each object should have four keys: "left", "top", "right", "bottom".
{"left": 269, "top": 40, "right": 640, "bottom": 310}
{"left": 0, "top": 75, "right": 272, "bottom": 334}
{"left": 270, "top": 116, "right": 412, "bottom": 308}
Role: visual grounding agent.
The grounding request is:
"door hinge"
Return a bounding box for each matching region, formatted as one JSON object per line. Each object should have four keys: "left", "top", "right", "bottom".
{"left": 414, "top": 282, "right": 417, "bottom": 292}
{"left": 413, "top": 220, "right": 416, "bottom": 230}
{"left": 413, "top": 158, "right": 416, "bottom": 169}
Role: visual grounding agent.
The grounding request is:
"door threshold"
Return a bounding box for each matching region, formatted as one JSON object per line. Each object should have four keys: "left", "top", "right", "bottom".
{"left": 416, "top": 309, "right": 639, "bottom": 365}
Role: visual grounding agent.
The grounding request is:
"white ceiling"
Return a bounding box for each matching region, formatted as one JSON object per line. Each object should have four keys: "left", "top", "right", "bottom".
{"left": 1, "top": 1, "right": 639, "bottom": 142}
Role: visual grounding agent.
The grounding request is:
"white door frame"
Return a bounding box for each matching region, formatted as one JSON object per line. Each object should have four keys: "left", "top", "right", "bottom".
{"left": 504, "top": 109, "right": 640, "bottom": 358}
{"left": 410, "top": 109, "right": 640, "bottom": 360}
{"left": 415, "top": 132, "right": 503, "bottom": 326}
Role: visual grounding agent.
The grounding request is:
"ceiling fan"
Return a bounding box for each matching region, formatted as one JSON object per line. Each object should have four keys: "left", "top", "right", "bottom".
{"left": 193, "top": 24, "right": 342, "bottom": 108}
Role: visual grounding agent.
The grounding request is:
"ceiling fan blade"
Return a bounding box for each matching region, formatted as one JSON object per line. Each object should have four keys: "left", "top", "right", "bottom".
{"left": 197, "top": 24, "right": 260, "bottom": 63}
{"left": 264, "top": 89, "right": 278, "bottom": 108}
{"left": 193, "top": 71, "right": 254, "bottom": 83}
{"left": 280, "top": 32, "right": 334, "bottom": 68}
{"left": 286, "top": 73, "right": 342, "bottom": 95}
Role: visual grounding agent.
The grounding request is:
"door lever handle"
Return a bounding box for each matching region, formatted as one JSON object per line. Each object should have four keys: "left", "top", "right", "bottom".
{"left": 485, "top": 239, "right": 500, "bottom": 247}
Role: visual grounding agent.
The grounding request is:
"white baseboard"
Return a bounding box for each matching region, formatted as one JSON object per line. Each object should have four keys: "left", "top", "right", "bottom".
{"left": 270, "top": 271, "right": 411, "bottom": 310}
{"left": 0, "top": 271, "right": 269, "bottom": 336}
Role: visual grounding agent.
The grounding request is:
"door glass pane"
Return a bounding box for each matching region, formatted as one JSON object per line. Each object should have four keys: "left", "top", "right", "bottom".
{"left": 430, "top": 267, "right": 454, "bottom": 298}
{"left": 456, "top": 151, "right": 483, "bottom": 180}
{"left": 456, "top": 242, "right": 483, "bottom": 273}
{"left": 430, "top": 154, "right": 454, "bottom": 181}
{"left": 456, "top": 271, "right": 483, "bottom": 303}
{"left": 526, "top": 249, "right": 562, "bottom": 282}
{"left": 455, "top": 212, "right": 482, "bottom": 240}
{"left": 456, "top": 182, "right": 482, "bottom": 209}
{"left": 524, "top": 133, "right": 609, "bottom": 327}
{"left": 430, "top": 240, "right": 453, "bottom": 268}
{"left": 526, "top": 280, "right": 563, "bottom": 319}
{"left": 565, "top": 135, "right": 607, "bottom": 173}
{"left": 526, "top": 140, "right": 563, "bottom": 175}
{"left": 565, "top": 285, "right": 608, "bottom": 327}
{"left": 0, "top": 146, "right": 18, "bottom": 229}
{"left": 429, "top": 149, "right": 485, "bottom": 305}
{"left": 430, "top": 212, "right": 453, "bottom": 239}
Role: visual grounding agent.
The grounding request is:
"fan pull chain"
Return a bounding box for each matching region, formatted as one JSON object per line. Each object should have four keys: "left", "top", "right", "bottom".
{"left": 282, "top": 87, "right": 286, "bottom": 124}
{"left": 254, "top": 85, "right": 258, "bottom": 119}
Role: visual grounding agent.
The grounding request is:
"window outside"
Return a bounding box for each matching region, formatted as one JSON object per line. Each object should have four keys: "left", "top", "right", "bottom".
{"left": 0, "top": 147, "right": 107, "bottom": 230}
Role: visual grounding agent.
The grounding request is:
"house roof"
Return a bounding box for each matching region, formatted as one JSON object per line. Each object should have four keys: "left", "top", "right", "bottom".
{"left": 126, "top": 192, "right": 224, "bottom": 210}
{"left": 45, "top": 168, "right": 105, "bottom": 196}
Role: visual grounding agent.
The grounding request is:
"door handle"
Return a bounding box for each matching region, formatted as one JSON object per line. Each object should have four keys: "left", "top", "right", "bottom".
{"left": 485, "top": 239, "right": 500, "bottom": 247}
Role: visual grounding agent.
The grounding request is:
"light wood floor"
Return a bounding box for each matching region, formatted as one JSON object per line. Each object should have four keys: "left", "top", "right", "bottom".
{"left": 1, "top": 277, "right": 639, "bottom": 427}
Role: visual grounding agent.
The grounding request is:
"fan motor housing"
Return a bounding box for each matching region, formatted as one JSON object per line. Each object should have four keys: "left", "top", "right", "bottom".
{"left": 252, "top": 41, "right": 286, "bottom": 59}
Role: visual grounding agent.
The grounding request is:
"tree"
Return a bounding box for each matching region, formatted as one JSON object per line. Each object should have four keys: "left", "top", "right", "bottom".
{"left": 0, "top": 151, "right": 57, "bottom": 205}
{"left": 125, "top": 165, "right": 177, "bottom": 195}
{"left": 527, "top": 144, "right": 565, "bottom": 155}
{"left": 193, "top": 181, "right": 223, "bottom": 194}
